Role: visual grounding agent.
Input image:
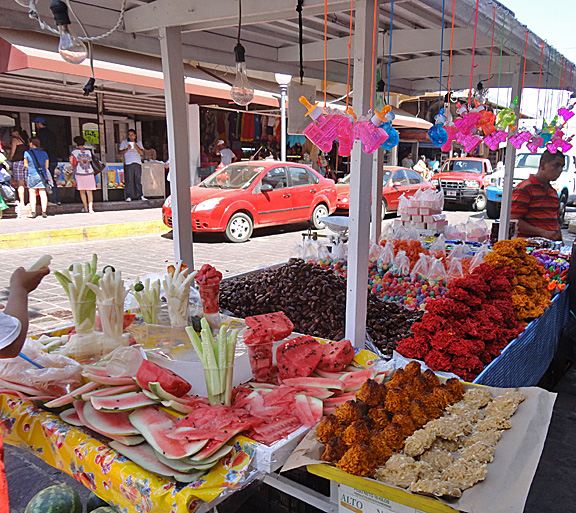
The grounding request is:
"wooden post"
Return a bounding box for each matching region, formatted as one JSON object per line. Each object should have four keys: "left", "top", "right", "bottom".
{"left": 160, "top": 26, "right": 194, "bottom": 269}
{"left": 345, "top": 0, "right": 379, "bottom": 346}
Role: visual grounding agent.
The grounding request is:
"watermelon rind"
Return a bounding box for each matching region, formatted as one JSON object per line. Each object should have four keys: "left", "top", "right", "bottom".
{"left": 82, "top": 373, "right": 136, "bottom": 386}
{"left": 83, "top": 402, "right": 141, "bottom": 436}
{"left": 81, "top": 384, "right": 140, "bottom": 401}
{"left": 59, "top": 408, "right": 84, "bottom": 427}
{"left": 188, "top": 443, "right": 233, "bottom": 464}
{"left": 86, "top": 492, "right": 109, "bottom": 513}
{"left": 165, "top": 400, "right": 195, "bottom": 414}
{"left": 129, "top": 407, "right": 209, "bottom": 459}
{"left": 107, "top": 434, "right": 145, "bottom": 445}
{"left": 91, "top": 391, "right": 158, "bottom": 412}
{"left": 91, "top": 508, "right": 117, "bottom": 513}
{"left": 281, "top": 377, "right": 343, "bottom": 390}
{"left": 44, "top": 382, "right": 101, "bottom": 408}
{"left": 24, "top": 483, "right": 81, "bottom": 513}
{"left": 149, "top": 382, "right": 187, "bottom": 403}
{"left": 141, "top": 389, "right": 161, "bottom": 400}
{"left": 155, "top": 451, "right": 217, "bottom": 473}
{"left": 109, "top": 441, "right": 204, "bottom": 483}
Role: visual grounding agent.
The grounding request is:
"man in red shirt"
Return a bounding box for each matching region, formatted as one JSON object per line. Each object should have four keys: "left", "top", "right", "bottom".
{"left": 510, "top": 150, "right": 565, "bottom": 241}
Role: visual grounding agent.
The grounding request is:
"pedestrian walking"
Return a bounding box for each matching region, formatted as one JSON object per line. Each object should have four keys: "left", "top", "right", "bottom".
{"left": 119, "top": 129, "right": 146, "bottom": 202}
{"left": 23, "top": 138, "right": 52, "bottom": 218}
{"left": 8, "top": 127, "right": 29, "bottom": 217}
{"left": 32, "top": 117, "right": 61, "bottom": 205}
{"left": 70, "top": 136, "right": 96, "bottom": 214}
{"left": 401, "top": 152, "right": 414, "bottom": 169}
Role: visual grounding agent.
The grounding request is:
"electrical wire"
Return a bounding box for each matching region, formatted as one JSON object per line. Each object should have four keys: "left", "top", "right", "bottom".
{"left": 296, "top": 0, "right": 305, "bottom": 84}
{"left": 237, "top": 0, "right": 242, "bottom": 44}
{"left": 467, "top": 0, "right": 480, "bottom": 106}
{"left": 447, "top": 0, "right": 456, "bottom": 105}
{"left": 535, "top": 42, "right": 544, "bottom": 123}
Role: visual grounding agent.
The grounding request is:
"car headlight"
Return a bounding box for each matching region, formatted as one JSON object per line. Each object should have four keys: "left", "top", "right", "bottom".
{"left": 339, "top": 197, "right": 349, "bottom": 203}
{"left": 431, "top": 179, "right": 439, "bottom": 185}
{"left": 163, "top": 196, "right": 172, "bottom": 208}
{"left": 465, "top": 180, "right": 480, "bottom": 188}
{"left": 194, "top": 197, "right": 223, "bottom": 211}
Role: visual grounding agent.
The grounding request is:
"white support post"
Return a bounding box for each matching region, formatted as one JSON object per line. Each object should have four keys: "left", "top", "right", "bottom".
{"left": 371, "top": 148, "right": 385, "bottom": 243}
{"left": 188, "top": 104, "right": 201, "bottom": 185}
{"left": 499, "top": 57, "right": 523, "bottom": 241}
{"left": 160, "top": 26, "right": 194, "bottom": 269}
{"left": 345, "top": 0, "right": 379, "bottom": 347}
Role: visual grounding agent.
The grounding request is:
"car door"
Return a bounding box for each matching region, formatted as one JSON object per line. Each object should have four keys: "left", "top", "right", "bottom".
{"left": 288, "top": 166, "right": 320, "bottom": 221}
{"left": 386, "top": 170, "right": 410, "bottom": 210}
{"left": 251, "top": 167, "right": 294, "bottom": 225}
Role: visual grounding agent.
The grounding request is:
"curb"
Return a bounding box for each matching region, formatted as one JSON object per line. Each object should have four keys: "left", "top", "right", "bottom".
{"left": 0, "top": 220, "right": 168, "bottom": 250}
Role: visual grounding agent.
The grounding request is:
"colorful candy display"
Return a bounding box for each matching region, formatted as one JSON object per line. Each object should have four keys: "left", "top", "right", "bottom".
{"left": 531, "top": 250, "right": 569, "bottom": 291}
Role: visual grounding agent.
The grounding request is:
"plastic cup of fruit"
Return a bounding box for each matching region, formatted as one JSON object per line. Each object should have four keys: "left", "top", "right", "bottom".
{"left": 96, "top": 300, "right": 124, "bottom": 341}
{"left": 69, "top": 298, "right": 97, "bottom": 335}
{"left": 138, "top": 296, "right": 161, "bottom": 325}
{"left": 199, "top": 283, "right": 220, "bottom": 314}
{"left": 165, "top": 293, "right": 189, "bottom": 328}
{"left": 244, "top": 340, "right": 274, "bottom": 381}
{"left": 203, "top": 365, "right": 233, "bottom": 406}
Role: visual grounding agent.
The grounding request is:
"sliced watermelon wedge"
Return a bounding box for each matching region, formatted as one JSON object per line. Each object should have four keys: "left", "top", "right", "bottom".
{"left": 314, "top": 369, "right": 347, "bottom": 379}
{"left": 44, "top": 382, "right": 101, "bottom": 409}
{"left": 322, "top": 391, "right": 358, "bottom": 407}
{"left": 154, "top": 451, "right": 215, "bottom": 473}
{"left": 339, "top": 369, "right": 377, "bottom": 392}
{"left": 281, "top": 377, "right": 343, "bottom": 391}
{"left": 189, "top": 443, "right": 233, "bottom": 463}
{"left": 83, "top": 402, "right": 141, "bottom": 436}
{"left": 141, "top": 389, "right": 161, "bottom": 400}
{"left": 129, "top": 406, "right": 208, "bottom": 459}
{"left": 292, "top": 387, "right": 334, "bottom": 399}
{"left": 294, "top": 394, "right": 315, "bottom": 427}
{"left": 307, "top": 396, "right": 323, "bottom": 424}
{"left": 108, "top": 441, "right": 205, "bottom": 483}
{"left": 82, "top": 373, "right": 136, "bottom": 386}
{"left": 81, "top": 384, "right": 140, "bottom": 401}
{"left": 91, "top": 392, "right": 157, "bottom": 412}
{"left": 149, "top": 382, "right": 186, "bottom": 404}
{"left": 135, "top": 360, "right": 191, "bottom": 397}
{"left": 59, "top": 408, "right": 83, "bottom": 427}
{"left": 107, "top": 434, "right": 145, "bottom": 446}
{"left": 249, "top": 415, "right": 302, "bottom": 446}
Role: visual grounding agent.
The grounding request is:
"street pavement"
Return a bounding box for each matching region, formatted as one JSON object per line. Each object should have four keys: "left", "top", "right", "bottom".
{"left": 1, "top": 205, "right": 575, "bottom": 511}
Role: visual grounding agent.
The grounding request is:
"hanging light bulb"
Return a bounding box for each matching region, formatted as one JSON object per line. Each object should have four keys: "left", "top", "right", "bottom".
{"left": 230, "top": 43, "right": 254, "bottom": 106}
{"left": 375, "top": 79, "right": 386, "bottom": 112}
{"left": 473, "top": 81, "right": 488, "bottom": 104}
{"left": 49, "top": 0, "right": 87, "bottom": 65}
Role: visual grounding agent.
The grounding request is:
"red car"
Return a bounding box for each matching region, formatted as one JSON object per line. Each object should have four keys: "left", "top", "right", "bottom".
{"left": 162, "top": 161, "right": 337, "bottom": 242}
{"left": 335, "top": 166, "right": 431, "bottom": 216}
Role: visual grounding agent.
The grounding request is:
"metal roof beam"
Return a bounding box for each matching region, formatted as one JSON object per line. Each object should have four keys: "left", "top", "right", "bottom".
{"left": 124, "top": 0, "right": 351, "bottom": 34}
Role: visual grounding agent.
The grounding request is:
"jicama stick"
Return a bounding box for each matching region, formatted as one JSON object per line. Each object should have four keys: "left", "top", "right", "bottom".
{"left": 130, "top": 277, "right": 161, "bottom": 324}
{"left": 162, "top": 263, "right": 197, "bottom": 327}
{"left": 26, "top": 254, "right": 52, "bottom": 272}
{"left": 87, "top": 268, "right": 129, "bottom": 340}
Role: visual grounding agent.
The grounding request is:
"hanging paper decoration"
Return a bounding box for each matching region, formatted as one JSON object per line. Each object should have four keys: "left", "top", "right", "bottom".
{"left": 527, "top": 135, "right": 544, "bottom": 154}
{"left": 558, "top": 106, "right": 575, "bottom": 122}
{"left": 454, "top": 103, "right": 482, "bottom": 135}
{"left": 456, "top": 131, "right": 482, "bottom": 153}
{"left": 508, "top": 130, "right": 531, "bottom": 149}
{"left": 483, "top": 130, "right": 508, "bottom": 151}
{"left": 428, "top": 110, "right": 448, "bottom": 147}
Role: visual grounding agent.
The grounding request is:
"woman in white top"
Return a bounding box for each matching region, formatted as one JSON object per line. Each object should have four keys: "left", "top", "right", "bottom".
{"left": 70, "top": 136, "right": 97, "bottom": 214}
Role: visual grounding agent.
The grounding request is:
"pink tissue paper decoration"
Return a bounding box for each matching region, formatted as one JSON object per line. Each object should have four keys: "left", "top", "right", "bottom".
{"left": 560, "top": 138, "right": 574, "bottom": 153}
{"left": 546, "top": 129, "right": 567, "bottom": 153}
{"left": 527, "top": 135, "right": 544, "bottom": 153}
{"left": 508, "top": 130, "right": 531, "bottom": 149}
{"left": 484, "top": 130, "right": 508, "bottom": 151}
{"left": 353, "top": 121, "right": 389, "bottom": 154}
{"left": 454, "top": 111, "right": 482, "bottom": 135}
{"left": 441, "top": 124, "right": 459, "bottom": 152}
{"left": 456, "top": 131, "right": 482, "bottom": 153}
{"left": 558, "top": 107, "right": 575, "bottom": 122}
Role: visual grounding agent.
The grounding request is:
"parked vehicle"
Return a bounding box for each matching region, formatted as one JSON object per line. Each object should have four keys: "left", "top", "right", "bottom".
{"left": 161, "top": 162, "right": 337, "bottom": 242}
{"left": 430, "top": 157, "right": 494, "bottom": 211}
{"left": 335, "top": 166, "right": 431, "bottom": 216}
{"left": 485, "top": 150, "right": 576, "bottom": 223}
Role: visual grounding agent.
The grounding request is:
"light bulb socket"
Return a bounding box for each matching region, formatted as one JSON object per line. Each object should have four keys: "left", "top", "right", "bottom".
{"left": 377, "top": 79, "right": 385, "bottom": 93}
{"left": 234, "top": 43, "right": 246, "bottom": 64}
{"left": 83, "top": 77, "right": 96, "bottom": 96}
{"left": 50, "top": 0, "right": 71, "bottom": 26}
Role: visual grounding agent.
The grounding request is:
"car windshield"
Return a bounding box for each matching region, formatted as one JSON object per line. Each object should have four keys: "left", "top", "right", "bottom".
{"left": 201, "top": 164, "right": 263, "bottom": 189}
{"left": 441, "top": 160, "right": 483, "bottom": 173}
{"left": 340, "top": 171, "right": 392, "bottom": 185}
{"left": 515, "top": 153, "right": 568, "bottom": 171}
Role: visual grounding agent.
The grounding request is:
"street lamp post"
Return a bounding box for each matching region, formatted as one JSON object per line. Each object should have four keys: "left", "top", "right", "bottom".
{"left": 275, "top": 73, "right": 291, "bottom": 162}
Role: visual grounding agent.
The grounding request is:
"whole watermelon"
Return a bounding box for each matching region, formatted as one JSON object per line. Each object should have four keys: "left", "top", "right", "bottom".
{"left": 24, "top": 483, "right": 82, "bottom": 513}
{"left": 87, "top": 492, "right": 110, "bottom": 512}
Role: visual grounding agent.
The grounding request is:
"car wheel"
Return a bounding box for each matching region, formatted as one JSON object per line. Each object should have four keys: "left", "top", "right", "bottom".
{"left": 382, "top": 199, "right": 388, "bottom": 219}
{"left": 486, "top": 200, "right": 500, "bottom": 219}
{"left": 224, "top": 212, "right": 253, "bottom": 243}
{"left": 559, "top": 193, "right": 568, "bottom": 228}
{"left": 473, "top": 191, "right": 487, "bottom": 211}
{"left": 310, "top": 203, "right": 329, "bottom": 229}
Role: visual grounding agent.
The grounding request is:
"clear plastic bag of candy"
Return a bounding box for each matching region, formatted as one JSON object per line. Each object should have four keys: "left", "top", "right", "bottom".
{"left": 429, "top": 234, "right": 447, "bottom": 257}
{"left": 469, "top": 244, "right": 490, "bottom": 271}
{"left": 411, "top": 253, "right": 431, "bottom": 278}
{"left": 428, "top": 257, "right": 448, "bottom": 281}
{"left": 447, "top": 257, "right": 464, "bottom": 279}
{"left": 380, "top": 240, "right": 395, "bottom": 265}
{"left": 397, "top": 193, "right": 410, "bottom": 216}
{"left": 393, "top": 249, "right": 411, "bottom": 275}
{"left": 369, "top": 243, "right": 385, "bottom": 260}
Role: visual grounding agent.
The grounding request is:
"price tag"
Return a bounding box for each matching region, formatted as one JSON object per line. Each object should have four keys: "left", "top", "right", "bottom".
{"left": 338, "top": 485, "right": 422, "bottom": 513}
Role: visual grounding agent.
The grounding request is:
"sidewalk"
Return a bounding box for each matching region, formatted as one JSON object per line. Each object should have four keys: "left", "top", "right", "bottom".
{"left": 0, "top": 202, "right": 168, "bottom": 249}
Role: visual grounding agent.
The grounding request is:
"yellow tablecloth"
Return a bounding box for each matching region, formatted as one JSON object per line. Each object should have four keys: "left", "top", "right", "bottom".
{"left": 0, "top": 394, "right": 258, "bottom": 512}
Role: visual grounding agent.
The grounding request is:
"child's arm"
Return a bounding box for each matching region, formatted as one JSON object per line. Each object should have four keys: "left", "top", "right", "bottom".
{"left": 2, "top": 268, "right": 49, "bottom": 358}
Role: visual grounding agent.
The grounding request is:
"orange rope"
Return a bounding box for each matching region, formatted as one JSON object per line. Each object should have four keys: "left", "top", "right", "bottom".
{"left": 521, "top": 30, "right": 528, "bottom": 94}
{"left": 370, "top": 0, "right": 378, "bottom": 111}
{"left": 447, "top": 0, "right": 456, "bottom": 100}
{"left": 487, "top": 5, "right": 496, "bottom": 90}
{"left": 346, "top": 0, "right": 354, "bottom": 110}
{"left": 324, "top": 0, "right": 328, "bottom": 107}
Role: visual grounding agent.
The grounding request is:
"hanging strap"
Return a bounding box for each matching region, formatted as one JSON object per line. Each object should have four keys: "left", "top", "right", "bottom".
{"left": 467, "top": 0, "right": 480, "bottom": 106}
{"left": 296, "top": 0, "right": 305, "bottom": 84}
{"left": 447, "top": 0, "right": 456, "bottom": 101}
{"left": 346, "top": 0, "right": 354, "bottom": 110}
{"left": 387, "top": 0, "right": 395, "bottom": 105}
{"left": 324, "top": 0, "right": 328, "bottom": 107}
{"left": 369, "top": 0, "right": 378, "bottom": 111}
{"left": 487, "top": 5, "right": 496, "bottom": 90}
{"left": 437, "top": 0, "right": 445, "bottom": 109}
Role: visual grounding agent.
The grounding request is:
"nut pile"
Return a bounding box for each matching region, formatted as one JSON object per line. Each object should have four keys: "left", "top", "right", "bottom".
{"left": 219, "top": 259, "right": 422, "bottom": 355}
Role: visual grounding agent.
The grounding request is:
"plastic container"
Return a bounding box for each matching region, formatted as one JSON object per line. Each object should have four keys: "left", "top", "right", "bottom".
{"left": 69, "top": 298, "right": 97, "bottom": 335}
{"left": 165, "top": 293, "right": 189, "bottom": 328}
{"left": 203, "top": 365, "right": 233, "bottom": 406}
{"left": 199, "top": 283, "right": 220, "bottom": 314}
{"left": 245, "top": 340, "right": 274, "bottom": 381}
{"left": 137, "top": 296, "right": 161, "bottom": 325}
{"left": 106, "top": 346, "right": 144, "bottom": 377}
{"left": 96, "top": 300, "right": 123, "bottom": 340}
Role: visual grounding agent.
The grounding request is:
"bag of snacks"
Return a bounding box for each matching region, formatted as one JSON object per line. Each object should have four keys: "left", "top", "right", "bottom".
{"left": 411, "top": 253, "right": 431, "bottom": 278}
{"left": 393, "top": 249, "right": 411, "bottom": 275}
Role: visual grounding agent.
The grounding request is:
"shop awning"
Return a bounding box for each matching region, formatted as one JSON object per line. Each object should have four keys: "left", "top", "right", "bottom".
{"left": 390, "top": 107, "right": 432, "bottom": 130}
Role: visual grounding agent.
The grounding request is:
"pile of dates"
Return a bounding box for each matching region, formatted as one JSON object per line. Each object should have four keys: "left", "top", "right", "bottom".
{"left": 219, "top": 259, "right": 422, "bottom": 356}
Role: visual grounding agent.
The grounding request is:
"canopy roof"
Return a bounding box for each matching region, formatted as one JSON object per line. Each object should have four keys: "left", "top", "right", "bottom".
{"left": 4, "top": 0, "right": 575, "bottom": 100}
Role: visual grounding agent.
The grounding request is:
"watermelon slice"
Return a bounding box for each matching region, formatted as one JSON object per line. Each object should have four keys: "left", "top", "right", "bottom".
{"left": 249, "top": 415, "right": 302, "bottom": 445}
{"left": 281, "top": 377, "right": 343, "bottom": 391}
{"left": 316, "top": 340, "right": 354, "bottom": 372}
{"left": 59, "top": 408, "right": 83, "bottom": 427}
{"left": 81, "top": 384, "right": 140, "bottom": 401}
{"left": 108, "top": 441, "right": 204, "bottom": 483}
{"left": 141, "top": 389, "right": 161, "bottom": 400}
{"left": 82, "top": 373, "right": 135, "bottom": 386}
{"left": 83, "top": 402, "right": 141, "bottom": 436}
{"left": 107, "top": 434, "right": 145, "bottom": 446}
{"left": 339, "top": 369, "right": 377, "bottom": 392}
{"left": 149, "top": 382, "right": 186, "bottom": 404}
{"left": 314, "top": 369, "right": 348, "bottom": 379}
{"left": 135, "top": 360, "right": 191, "bottom": 397}
{"left": 292, "top": 387, "right": 334, "bottom": 400}
{"left": 91, "top": 392, "right": 157, "bottom": 412}
{"left": 245, "top": 312, "right": 294, "bottom": 341}
{"left": 189, "top": 443, "right": 233, "bottom": 463}
{"left": 129, "top": 407, "right": 208, "bottom": 459}
{"left": 323, "top": 406, "right": 337, "bottom": 415}
{"left": 308, "top": 396, "right": 323, "bottom": 424}
{"left": 154, "top": 451, "right": 216, "bottom": 473}
{"left": 44, "top": 382, "right": 101, "bottom": 409}
{"left": 323, "top": 391, "right": 358, "bottom": 407}
{"left": 276, "top": 336, "right": 322, "bottom": 380}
